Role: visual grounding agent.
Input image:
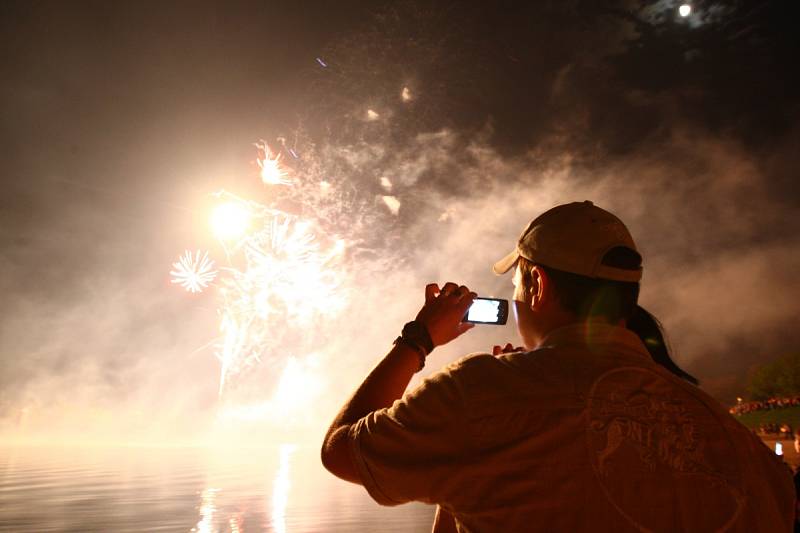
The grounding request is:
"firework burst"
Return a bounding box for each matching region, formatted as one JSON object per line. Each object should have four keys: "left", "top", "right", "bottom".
{"left": 255, "top": 139, "right": 292, "bottom": 185}
{"left": 213, "top": 195, "right": 347, "bottom": 396}
{"left": 170, "top": 250, "right": 218, "bottom": 293}
{"left": 172, "top": 141, "right": 350, "bottom": 405}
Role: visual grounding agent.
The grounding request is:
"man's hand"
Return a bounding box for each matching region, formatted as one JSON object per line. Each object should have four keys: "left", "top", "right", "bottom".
{"left": 416, "top": 282, "right": 476, "bottom": 348}
{"left": 492, "top": 343, "right": 525, "bottom": 356}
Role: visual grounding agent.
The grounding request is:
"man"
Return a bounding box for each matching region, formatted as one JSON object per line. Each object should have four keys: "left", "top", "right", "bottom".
{"left": 321, "top": 201, "right": 793, "bottom": 532}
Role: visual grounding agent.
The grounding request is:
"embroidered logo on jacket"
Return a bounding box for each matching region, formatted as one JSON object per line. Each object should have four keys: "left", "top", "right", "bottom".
{"left": 586, "top": 367, "right": 744, "bottom": 532}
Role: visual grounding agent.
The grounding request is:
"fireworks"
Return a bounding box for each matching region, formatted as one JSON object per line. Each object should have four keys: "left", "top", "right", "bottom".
{"left": 255, "top": 140, "right": 291, "bottom": 185}
{"left": 172, "top": 141, "right": 349, "bottom": 404}
{"left": 214, "top": 200, "right": 347, "bottom": 396}
{"left": 170, "top": 250, "right": 217, "bottom": 293}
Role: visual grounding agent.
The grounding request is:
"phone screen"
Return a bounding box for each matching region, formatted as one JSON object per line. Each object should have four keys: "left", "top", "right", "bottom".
{"left": 465, "top": 297, "right": 508, "bottom": 325}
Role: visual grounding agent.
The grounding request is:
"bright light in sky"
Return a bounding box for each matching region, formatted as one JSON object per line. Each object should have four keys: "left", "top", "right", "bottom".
{"left": 211, "top": 202, "right": 250, "bottom": 240}
{"left": 679, "top": 4, "right": 691, "bottom": 17}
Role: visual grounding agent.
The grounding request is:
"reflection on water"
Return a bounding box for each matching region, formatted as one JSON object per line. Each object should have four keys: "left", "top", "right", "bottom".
{"left": 194, "top": 487, "right": 219, "bottom": 533}
{"left": 271, "top": 444, "right": 295, "bottom": 533}
{"left": 0, "top": 444, "right": 434, "bottom": 532}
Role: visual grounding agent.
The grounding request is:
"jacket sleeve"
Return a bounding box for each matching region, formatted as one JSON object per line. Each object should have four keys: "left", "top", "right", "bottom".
{"left": 347, "top": 363, "right": 469, "bottom": 506}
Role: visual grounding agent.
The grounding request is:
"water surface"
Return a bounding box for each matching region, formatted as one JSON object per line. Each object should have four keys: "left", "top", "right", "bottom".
{"left": 0, "top": 445, "right": 434, "bottom": 532}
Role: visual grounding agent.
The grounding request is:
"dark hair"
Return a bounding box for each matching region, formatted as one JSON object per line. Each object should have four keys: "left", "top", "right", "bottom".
{"left": 627, "top": 305, "right": 699, "bottom": 385}
{"left": 519, "top": 247, "right": 642, "bottom": 323}
{"left": 518, "top": 247, "right": 699, "bottom": 385}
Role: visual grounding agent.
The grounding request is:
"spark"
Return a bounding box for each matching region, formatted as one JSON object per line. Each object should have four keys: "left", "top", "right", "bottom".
{"left": 254, "top": 140, "right": 291, "bottom": 185}
{"left": 380, "top": 176, "right": 393, "bottom": 191}
{"left": 401, "top": 87, "right": 412, "bottom": 101}
{"left": 679, "top": 4, "right": 691, "bottom": 17}
{"left": 170, "top": 250, "right": 217, "bottom": 293}
{"left": 366, "top": 109, "right": 380, "bottom": 121}
{"left": 315, "top": 57, "right": 328, "bottom": 68}
{"left": 381, "top": 195, "right": 401, "bottom": 215}
{"left": 277, "top": 136, "right": 300, "bottom": 159}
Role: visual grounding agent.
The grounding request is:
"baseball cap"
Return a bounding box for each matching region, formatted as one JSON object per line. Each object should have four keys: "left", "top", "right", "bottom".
{"left": 492, "top": 201, "right": 642, "bottom": 282}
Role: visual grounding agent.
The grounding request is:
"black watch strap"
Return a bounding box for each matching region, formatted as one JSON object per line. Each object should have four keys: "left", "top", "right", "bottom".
{"left": 394, "top": 336, "right": 426, "bottom": 371}
{"left": 401, "top": 321, "right": 434, "bottom": 355}
{"left": 394, "top": 321, "right": 434, "bottom": 372}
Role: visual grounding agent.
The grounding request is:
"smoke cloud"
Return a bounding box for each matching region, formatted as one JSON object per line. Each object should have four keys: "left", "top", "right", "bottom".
{"left": 1, "top": 1, "right": 798, "bottom": 444}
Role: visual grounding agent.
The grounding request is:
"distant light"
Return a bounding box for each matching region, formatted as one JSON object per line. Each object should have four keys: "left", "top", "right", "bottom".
{"left": 679, "top": 4, "right": 691, "bottom": 17}
{"left": 366, "top": 109, "right": 380, "bottom": 121}
{"left": 380, "top": 176, "right": 393, "bottom": 191}
{"left": 211, "top": 202, "right": 250, "bottom": 240}
{"left": 401, "top": 87, "right": 412, "bottom": 102}
{"left": 775, "top": 442, "right": 783, "bottom": 456}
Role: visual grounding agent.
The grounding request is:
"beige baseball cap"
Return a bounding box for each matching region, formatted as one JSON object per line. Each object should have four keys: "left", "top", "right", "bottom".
{"left": 493, "top": 201, "right": 642, "bottom": 282}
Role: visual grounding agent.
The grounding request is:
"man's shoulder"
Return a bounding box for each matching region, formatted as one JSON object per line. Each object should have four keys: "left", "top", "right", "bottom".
{"left": 448, "top": 346, "right": 556, "bottom": 370}
{"left": 444, "top": 350, "right": 529, "bottom": 377}
{"left": 434, "top": 348, "right": 559, "bottom": 394}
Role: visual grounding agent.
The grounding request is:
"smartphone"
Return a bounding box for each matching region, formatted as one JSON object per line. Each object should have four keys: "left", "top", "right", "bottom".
{"left": 464, "top": 297, "right": 509, "bottom": 325}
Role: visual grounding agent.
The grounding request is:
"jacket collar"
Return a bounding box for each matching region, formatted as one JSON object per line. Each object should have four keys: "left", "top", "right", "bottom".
{"left": 538, "top": 322, "right": 651, "bottom": 360}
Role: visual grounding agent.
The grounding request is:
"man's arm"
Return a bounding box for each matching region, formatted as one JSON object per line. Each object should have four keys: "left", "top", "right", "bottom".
{"left": 320, "top": 342, "right": 424, "bottom": 482}
{"left": 320, "top": 282, "right": 475, "bottom": 483}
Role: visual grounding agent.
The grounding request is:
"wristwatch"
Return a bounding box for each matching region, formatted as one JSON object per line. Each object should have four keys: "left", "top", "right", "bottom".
{"left": 394, "top": 320, "right": 434, "bottom": 371}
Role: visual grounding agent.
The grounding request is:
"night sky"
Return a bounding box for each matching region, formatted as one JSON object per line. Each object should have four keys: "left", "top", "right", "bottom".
{"left": 1, "top": 0, "right": 799, "bottom": 442}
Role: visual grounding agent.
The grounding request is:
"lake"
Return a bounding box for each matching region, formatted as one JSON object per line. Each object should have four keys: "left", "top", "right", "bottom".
{"left": 0, "top": 444, "right": 435, "bottom": 532}
{"left": 2, "top": 438, "right": 793, "bottom": 532}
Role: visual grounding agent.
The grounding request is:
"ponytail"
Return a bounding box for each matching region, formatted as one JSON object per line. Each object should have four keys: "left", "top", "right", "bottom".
{"left": 628, "top": 305, "right": 699, "bottom": 385}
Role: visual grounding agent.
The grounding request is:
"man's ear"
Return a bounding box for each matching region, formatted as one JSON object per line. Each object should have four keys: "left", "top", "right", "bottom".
{"left": 529, "top": 265, "right": 548, "bottom": 311}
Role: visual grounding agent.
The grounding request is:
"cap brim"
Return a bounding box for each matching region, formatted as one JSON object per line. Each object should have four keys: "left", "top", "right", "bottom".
{"left": 492, "top": 249, "right": 519, "bottom": 275}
